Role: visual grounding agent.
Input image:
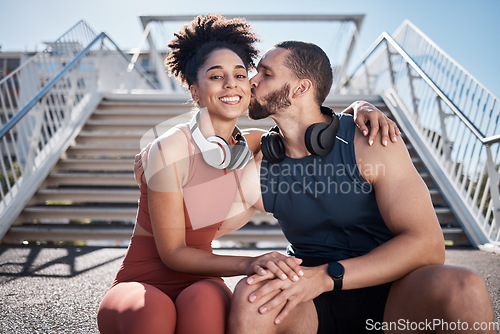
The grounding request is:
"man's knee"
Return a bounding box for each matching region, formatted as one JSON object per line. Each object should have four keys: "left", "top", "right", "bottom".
{"left": 228, "top": 278, "right": 262, "bottom": 331}
{"left": 416, "top": 266, "right": 493, "bottom": 320}
{"left": 441, "top": 268, "right": 492, "bottom": 310}
{"left": 233, "top": 278, "right": 252, "bottom": 298}
{"left": 231, "top": 278, "right": 256, "bottom": 313}
{"left": 429, "top": 267, "right": 487, "bottom": 300}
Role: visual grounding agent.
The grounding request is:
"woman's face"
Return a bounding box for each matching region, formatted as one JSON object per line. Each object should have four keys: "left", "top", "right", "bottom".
{"left": 190, "top": 48, "right": 251, "bottom": 122}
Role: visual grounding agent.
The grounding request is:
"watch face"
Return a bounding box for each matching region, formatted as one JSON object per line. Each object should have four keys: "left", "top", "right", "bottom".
{"left": 328, "top": 262, "right": 344, "bottom": 278}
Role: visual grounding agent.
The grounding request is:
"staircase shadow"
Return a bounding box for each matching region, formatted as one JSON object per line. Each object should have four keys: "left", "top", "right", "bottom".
{"left": 0, "top": 245, "right": 125, "bottom": 283}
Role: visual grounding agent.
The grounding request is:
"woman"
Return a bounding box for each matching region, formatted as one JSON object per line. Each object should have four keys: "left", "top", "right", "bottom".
{"left": 98, "top": 14, "right": 399, "bottom": 334}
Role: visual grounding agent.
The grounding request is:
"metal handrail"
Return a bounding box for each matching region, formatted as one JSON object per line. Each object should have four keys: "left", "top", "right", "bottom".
{"left": 0, "top": 33, "right": 103, "bottom": 140}
{"left": 136, "top": 14, "right": 365, "bottom": 92}
{"left": 0, "top": 33, "right": 157, "bottom": 141}
{"left": 103, "top": 34, "right": 159, "bottom": 90}
{"left": 0, "top": 20, "right": 96, "bottom": 86}
{"left": 0, "top": 21, "right": 161, "bottom": 240}
{"left": 341, "top": 21, "right": 500, "bottom": 249}
{"left": 342, "top": 32, "right": 499, "bottom": 145}
{"left": 395, "top": 20, "right": 499, "bottom": 119}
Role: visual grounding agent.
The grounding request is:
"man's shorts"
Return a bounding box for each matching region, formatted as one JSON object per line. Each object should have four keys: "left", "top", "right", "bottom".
{"left": 313, "top": 282, "right": 392, "bottom": 334}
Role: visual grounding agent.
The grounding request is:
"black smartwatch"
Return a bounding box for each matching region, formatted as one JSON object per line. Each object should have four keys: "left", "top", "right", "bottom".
{"left": 327, "top": 262, "right": 344, "bottom": 291}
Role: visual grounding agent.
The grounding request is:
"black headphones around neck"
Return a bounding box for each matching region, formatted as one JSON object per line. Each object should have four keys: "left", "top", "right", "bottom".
{"left": 260, "top": 106, "right": 340, "bottom": 163}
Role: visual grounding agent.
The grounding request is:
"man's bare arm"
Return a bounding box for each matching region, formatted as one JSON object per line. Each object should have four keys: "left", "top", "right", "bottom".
{"left": 338, "top": 129, "right": 445, "bottom": 289}
{"left": 245, "top": 128, "right": 444, "bottom": 324}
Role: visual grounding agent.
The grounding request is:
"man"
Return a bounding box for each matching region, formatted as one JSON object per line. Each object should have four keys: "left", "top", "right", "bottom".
{"left": 226, "top": 41, "right": 495, "bottom": 334}
{"left": 134, "top": 41, "right": 495, "bottom": 333}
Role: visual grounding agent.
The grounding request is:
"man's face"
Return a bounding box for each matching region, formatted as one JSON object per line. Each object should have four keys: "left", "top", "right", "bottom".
{"left": 248, "top": 47, "right": 295, "bottom": 120}
{"left": 248, "top": 83, "right": 291, "bottom": 120}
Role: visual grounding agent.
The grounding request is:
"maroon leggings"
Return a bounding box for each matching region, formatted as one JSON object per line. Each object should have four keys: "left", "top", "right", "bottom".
{"left": 97, "top": 236, "right": 232, "bottom": 334}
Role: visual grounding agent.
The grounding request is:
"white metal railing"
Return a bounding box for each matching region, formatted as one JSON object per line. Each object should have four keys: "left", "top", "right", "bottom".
{"left": 341, "top": 21, "right": 499, "bottom": 251}
{"left": 0, "top": 21, "right": 157, "bottom": 239}
{"left": 134, "top": 14, "right": 365, "bottom": 93}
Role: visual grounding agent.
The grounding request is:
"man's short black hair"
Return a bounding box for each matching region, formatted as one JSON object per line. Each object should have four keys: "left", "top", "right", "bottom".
{"left": 275, "top": 41, "right": 333, "bottom": 105}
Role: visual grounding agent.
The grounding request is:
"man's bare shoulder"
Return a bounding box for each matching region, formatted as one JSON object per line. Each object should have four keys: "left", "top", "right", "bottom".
{"left": 353, "top": 128, "right": 413, "bottom": 184}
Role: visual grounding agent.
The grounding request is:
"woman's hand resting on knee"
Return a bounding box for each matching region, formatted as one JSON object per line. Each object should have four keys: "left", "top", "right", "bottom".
{"left": 243, "top": 251, "right": 304, "bottom": 282}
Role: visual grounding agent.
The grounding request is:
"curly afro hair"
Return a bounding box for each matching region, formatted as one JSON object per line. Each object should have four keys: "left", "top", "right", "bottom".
{"left": 165, "top": 14, "right": 260, "bottom": 88}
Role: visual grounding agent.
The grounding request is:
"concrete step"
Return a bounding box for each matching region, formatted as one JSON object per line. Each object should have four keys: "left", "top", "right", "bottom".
{"left": 10, "top": 209, "right": 280, "bottom": 243}
{"left": 32, "top": 188, "right": 140, "bottom": 204}
{"left": 3, "top": 224, "right": 134, "bottom": 243}
{"left": 419, "top": 171, "right": 436, "bottom": 187}
{"left": 324, "top": 95, "right": 388, "bottom": 112}
{"left": 88, "top": 112, "right": 186, "bottom": 126}
{"left": 442, "top": 227, "right": 470, "bottom": 247}
{"left": 6, "top": 220, "right": 466, "bottom": 246}
{"left": 98, "top": 98, "right": 189, "bottom": 110}
{"left": 3, "top": 221, "right": 287, "bottom": 244}
{"left": 54, "top": 158, "right": 134, "bottom": 172}
{"left": 75, "top": 132, "right": 145, "bottom": 145}
{"left": 19, "top": 205, "right": 276, "bottom": 225}
{"left": 82, "top": 114, "right": 274, "bottom": 133}
{"left": 45, "top": 172, "right": 137, "bottom": 187}
{"left": 434, "top": 206, "right": 456, "bottom": 225}
{"left": 429, "top": 188, "right": 445, "bottom": 206}
{"left": 19, "top": 205, "right": 138, "bottom": 222}
{"left": 411, "top": 156, "right": 424, "bottom": 170}
{"left": 65, "top": 145, "right": 139, "bottom": 158}
{"left": 91, "top": 109, "right": 189, "bottom": 122}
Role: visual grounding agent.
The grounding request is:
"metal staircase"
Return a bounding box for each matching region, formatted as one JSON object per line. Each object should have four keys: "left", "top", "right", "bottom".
{"left": 1, "top": 16, "right": 498, "bottom": 252}
{"left": 2, "top": 93, "right": 283, "bottom": 246}
{"left": 1, "top": 93, "right": 469, "bottom": 247}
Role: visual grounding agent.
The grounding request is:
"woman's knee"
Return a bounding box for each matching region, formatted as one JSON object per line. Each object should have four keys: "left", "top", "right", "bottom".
{"left": 177, "top": 279, "right": 231, "bottom": 308}
{"left": 175, "top": 280, "right": 231, "bottom": 334}
{"left": 98, "top": 282, "right": 176, "bottom": 334}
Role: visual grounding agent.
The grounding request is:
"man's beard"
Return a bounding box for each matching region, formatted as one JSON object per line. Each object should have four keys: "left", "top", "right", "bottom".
{"left": 248, "top": 83, "right": 291, "bottom": 120}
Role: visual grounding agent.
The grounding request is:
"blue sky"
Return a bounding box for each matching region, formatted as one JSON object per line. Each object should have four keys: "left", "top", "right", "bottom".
{"left": 1, "top": 0, "right": 499, "bottom": 96}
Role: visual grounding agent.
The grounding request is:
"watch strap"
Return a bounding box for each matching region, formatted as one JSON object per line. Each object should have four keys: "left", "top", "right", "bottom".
{"left": 333, "top": 276, "right": 343, "bottom": 291}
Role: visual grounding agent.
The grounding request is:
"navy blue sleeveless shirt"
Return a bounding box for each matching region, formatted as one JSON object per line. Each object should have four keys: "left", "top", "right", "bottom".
{"left": 261, "top": 114, "right": 394, "bottom": 265}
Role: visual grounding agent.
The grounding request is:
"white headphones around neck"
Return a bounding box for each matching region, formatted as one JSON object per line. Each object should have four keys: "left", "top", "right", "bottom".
{"left": 189, "top": 112, "right": 252, "bottom": 170}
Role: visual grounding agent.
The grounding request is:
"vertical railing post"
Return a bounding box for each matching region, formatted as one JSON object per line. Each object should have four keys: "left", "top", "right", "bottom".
{"left": 363, "top": 62, "right": 373, "bottom": 95}
{"left": 406, "top": 63, "right": 419, "bottom": 115}
{"left": 146, "top": 31, "right": 171, "bottom": 92}
{"left": 436, "top": 96, "right": 452, "bottom": 161}
{"left": 485, "top": 146, "right": 500, "bottom": 233}
{"left": 385, "top": 40, "right": 396, "bottom": 88}
{"left": 334, "top": 18, "right": 363, "bottom": 93}
{"left": 16, "top": 59, "right": 38, "bottom": 168}
{"left": 126, "top": 23, "right": 153, "bottom": 90}
{"left": 67, "top": 66, "right": 78, "bottom": 114}
{"left": 96, "top": 37, "right": 106, "bottom": 91}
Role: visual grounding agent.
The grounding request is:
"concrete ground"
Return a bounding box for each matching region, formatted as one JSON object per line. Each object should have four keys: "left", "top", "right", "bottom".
{"left": 0, "top": 246, "right": 498, "bottom": 334}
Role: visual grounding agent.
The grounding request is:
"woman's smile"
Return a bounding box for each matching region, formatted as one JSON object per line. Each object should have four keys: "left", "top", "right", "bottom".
{"left": 219, "top": 95, "right": 242, "bottom": 104}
